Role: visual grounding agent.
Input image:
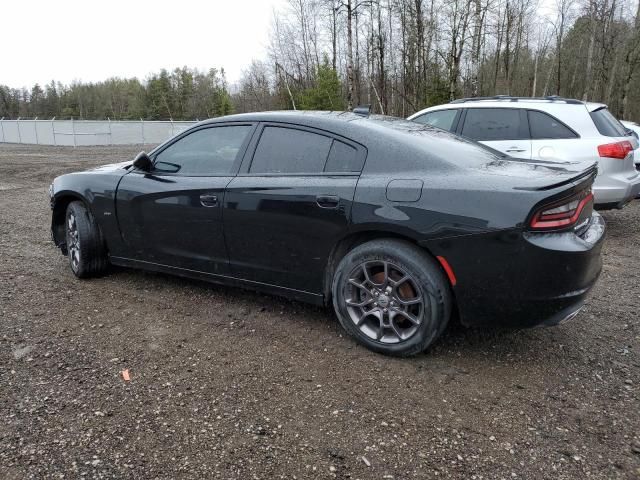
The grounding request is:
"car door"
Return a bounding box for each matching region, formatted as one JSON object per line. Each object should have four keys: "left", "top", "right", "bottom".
{"left": 223, "top": 124, "right": 366, "bottom": 294}
{"left": 459, "top": 108, "right": 532, "bottom": 159}
{"left": 526, "top": 110, "right": 582, "bottom": 162}
{"left": 115, "top": 123, "right": 255, "bottom": 274}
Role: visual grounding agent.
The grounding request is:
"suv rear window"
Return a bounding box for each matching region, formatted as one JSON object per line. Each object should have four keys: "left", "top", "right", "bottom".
{"left": 461, "top": 108, "right": 525, "bottom": 141}
{"left": 589, "top": 108, "right": 627, "bottom": 137}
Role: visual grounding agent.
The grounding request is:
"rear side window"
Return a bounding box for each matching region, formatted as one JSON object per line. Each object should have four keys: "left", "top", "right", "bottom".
{"left": 590, "top": 108, "right": 627, "bottom": 137}
{"left": 528, "top": 111, "right": 578, "bottom": 139}
{"left": 461, "top": 108, "right": 524, "bottom": 141}
{"left": 250, "top": 126, "right": 362, "bottom": 174}
{"left": 412, "top": 110, "right": 458, "bottom": 132}
{"left": 250, "top": 126, "right": 332, "bottom": 174}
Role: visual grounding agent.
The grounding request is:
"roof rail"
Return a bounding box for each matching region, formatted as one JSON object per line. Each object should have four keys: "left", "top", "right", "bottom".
{"left": 450, "top": 95, "right": 584, "bottom": 105}
{"left": 353, "top": 104, "right": 371, "bottom": 117}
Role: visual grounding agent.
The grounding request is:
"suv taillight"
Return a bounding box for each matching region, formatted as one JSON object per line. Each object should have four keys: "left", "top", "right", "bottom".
{"left": 597, "top": 141, "right": 633, "bottom": 159}
{"left": 530, "top": 189, "right": 594, "bottom": 230}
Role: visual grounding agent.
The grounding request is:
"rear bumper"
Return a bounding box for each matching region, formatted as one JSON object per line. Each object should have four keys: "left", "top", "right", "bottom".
{"left": 424, "top": 212, "right": 605, "bottom": 329}
{"left": 593, "top": 169, "right": 640, "bottom": 208}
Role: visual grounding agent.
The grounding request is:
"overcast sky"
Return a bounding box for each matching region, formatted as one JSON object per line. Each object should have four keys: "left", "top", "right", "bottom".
{"left": 3, "top": 0, "right": 286, "bottom": 89}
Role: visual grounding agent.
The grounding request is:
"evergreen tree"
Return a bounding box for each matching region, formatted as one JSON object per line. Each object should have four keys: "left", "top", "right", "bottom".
{"left": 298, "top": 59, "right": 343, "bottom": 110}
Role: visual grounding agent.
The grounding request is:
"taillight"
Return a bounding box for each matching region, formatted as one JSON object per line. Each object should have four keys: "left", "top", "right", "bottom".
{"left": 597, "top": 141, "right": 633, "bottom": 159}
{"left": 530, "top": 189, "right": 594, "bottom": 230}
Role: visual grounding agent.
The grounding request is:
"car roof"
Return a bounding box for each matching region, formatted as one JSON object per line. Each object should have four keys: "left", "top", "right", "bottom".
{"left": 409, "top": 97, "right": 608, "bottom": 119}
{"left": 196, "top": 110, "right": 447, "bottom": 142}
{"left": 154, "top": 110, "right": 498, "bottom": 161}
{"left": 200, "top": 110, "right": 364, "bottom": 125}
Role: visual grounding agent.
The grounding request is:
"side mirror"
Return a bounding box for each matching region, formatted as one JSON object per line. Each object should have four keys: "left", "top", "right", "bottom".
{"left": 133, "top": 151, "right": 153, "bottom": 171}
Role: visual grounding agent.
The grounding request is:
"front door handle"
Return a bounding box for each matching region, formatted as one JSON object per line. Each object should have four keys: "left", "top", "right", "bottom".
{"left": 200, "top": 193, "right": 218, "bottom": 207}
{"left": 316, "top": 195, "right": 340, "bottom": 209}
{"left": 506, "top": 147, "right": 526, "bottom": 153}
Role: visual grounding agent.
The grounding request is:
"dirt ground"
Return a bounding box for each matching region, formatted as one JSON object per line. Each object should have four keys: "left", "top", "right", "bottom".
{"left": 0, "top": 143, "right": 638, "bottom": 480}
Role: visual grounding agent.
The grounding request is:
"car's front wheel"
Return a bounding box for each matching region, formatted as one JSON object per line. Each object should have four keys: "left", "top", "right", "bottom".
{"left": 332, "top": 239, "right": 451, "bottom": 356}
{"left": 65, "top": 201, "right": 108, "bottom": 278}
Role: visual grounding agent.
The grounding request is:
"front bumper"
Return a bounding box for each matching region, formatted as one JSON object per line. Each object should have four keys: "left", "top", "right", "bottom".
{"left": 426, "top": 212, "right": 605, "bottom": 329}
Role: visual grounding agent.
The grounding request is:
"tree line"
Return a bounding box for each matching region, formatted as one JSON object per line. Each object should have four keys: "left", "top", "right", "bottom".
{"left": 2, "top": 0, "right": 639, "bottom": 121}
{"left": 0, "top": 68, "right": 233, "bottom": 120}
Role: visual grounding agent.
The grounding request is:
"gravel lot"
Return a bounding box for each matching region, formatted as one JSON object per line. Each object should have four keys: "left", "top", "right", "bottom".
{"left": 0, "top": 143, "right": 639, "bottom": 479}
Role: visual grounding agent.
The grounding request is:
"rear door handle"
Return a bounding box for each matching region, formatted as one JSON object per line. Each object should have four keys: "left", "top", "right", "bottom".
{"left": 200, "top": 193, "right": 218, "bottom": 207}
{"left": 316, "top": 195, "right": 340, "bottom": 209}
{"left": 506, "top": 147, "right": 526, "bottom": 153}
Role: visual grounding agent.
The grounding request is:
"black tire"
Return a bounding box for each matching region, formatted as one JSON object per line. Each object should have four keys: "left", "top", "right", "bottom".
{"left": 65, "top": 201, "right": 108, "bottom": 278}
{"left": 331, "top": 239, "right": 451, "bottom": 356}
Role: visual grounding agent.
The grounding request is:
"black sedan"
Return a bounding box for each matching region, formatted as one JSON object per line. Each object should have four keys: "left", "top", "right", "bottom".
{"left": 50, "top": 111, "right": 605, "bottom": 356}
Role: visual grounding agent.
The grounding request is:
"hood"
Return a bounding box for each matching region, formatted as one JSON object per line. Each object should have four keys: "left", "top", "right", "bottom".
{"left": 86, "top": 161, "right": 133, "bottom": 172}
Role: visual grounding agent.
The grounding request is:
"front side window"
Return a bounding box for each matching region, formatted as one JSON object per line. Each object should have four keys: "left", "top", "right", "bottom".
{"left": 528, "top": 111, "right": 578, "bottom": 139}
{"left": 461, "top": 108, "right": 523, "bottom": 141}
{"left": 154, "top": 125, "right": 251, "bottom": 175}
{"left": 412, "top": 110, "right": 459, "bottom": 132}
{"left": 250, "top": 126, "right": 333, "bottom": 174}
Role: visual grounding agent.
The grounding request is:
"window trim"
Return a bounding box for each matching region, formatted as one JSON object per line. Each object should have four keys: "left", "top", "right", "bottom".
{"left": 525, "top": 109, "right": 580, "bottom": 140}
{"left": 144, "top": 122, "right": 257, "bottom": 177}
{"left": 238, "top": 122, "right": 367, "bottom": 176}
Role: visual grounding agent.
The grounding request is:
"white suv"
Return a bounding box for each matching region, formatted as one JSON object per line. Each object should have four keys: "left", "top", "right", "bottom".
{"left": 408, "top": 96, "right": 640, "bottom": 209}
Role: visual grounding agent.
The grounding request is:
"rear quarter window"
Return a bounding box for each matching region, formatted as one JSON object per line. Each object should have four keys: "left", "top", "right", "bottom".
{"left": 527, "top": 111, "right": 578, "bottom": 139}
{"left": 589, "top": 108, "right": 627, "bottom": 137}
{"left": 324, "top": 140, "right": 363, "bottom": 172}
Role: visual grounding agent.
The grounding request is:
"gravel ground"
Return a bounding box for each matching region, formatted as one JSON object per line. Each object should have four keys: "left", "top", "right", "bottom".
{"left": 0, "top": 143, "right": 639, "bottom": 480}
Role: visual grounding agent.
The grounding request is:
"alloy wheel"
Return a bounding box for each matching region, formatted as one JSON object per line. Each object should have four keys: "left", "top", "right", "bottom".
{"left": 344, "top": 260, "right": 427, "bottom": 344}
{"left": 67, "top": 213, "right": 80, "bottom": 272}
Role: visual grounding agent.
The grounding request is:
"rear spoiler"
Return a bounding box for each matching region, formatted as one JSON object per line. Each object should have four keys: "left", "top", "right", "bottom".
{"left": 517, "top": 163, "right": 598, "bottom": 192}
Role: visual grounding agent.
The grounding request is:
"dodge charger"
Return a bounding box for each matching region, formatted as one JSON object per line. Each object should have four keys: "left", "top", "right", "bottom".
{"left": 49, "top": 111, "right": 605, "bottom": 356}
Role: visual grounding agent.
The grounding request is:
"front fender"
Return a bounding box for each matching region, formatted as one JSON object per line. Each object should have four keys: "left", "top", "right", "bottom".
{"left": 50, "top": 171, "right": 127, "bottom": 256}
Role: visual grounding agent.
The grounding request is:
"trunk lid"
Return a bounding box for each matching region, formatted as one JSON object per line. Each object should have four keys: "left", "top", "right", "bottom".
{"left": 478, "top": 157, "right": 598, "bottom": 191}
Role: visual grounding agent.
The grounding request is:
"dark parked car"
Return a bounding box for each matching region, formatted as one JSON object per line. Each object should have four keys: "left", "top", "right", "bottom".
{"left": 50, "top": 111, "right": 605, "bottom": 356}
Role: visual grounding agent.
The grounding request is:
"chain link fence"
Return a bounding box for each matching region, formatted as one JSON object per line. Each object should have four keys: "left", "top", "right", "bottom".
{"left": 0, "top": 119, "right": 197, "bottom": 146}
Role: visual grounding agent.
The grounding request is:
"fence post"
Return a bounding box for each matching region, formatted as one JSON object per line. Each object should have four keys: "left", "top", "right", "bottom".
{"left": 108, "top": 118, "right": 113, "bottom": 145}
{"left": 71, "top": 117, "right": 76, "bottom": 147}
{"left": 34, "top": 117, "right": 39, "bottom": 145}
{"left": 51, "top": 117, "right": 57, "bottom": 146}
{"left": 0, "top": 117, "right": 4, "bottom": 143}
{"left": 17, "top": 117, "right": 22, "bottom": 143}
{"left": 141, "top": 118, "right": 145, "bottom": 145}
{"left": 170, "top": 118, "right": 174, "bottom": 137}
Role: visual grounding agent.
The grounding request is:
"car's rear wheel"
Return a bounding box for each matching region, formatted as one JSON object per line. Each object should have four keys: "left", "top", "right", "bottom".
{"left": 65, "top": 201, "right": 108, "bottom": 278}
{"left": 332, "top": 239, "right": 451, "bottom": 356}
